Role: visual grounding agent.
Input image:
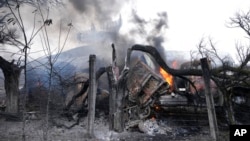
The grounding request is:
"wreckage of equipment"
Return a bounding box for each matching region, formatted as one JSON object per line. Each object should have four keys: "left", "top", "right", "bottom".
{"left": 124, "top": 60, "right": 191, "bottom": 129}
{"left": 124, "top": 60, "right": 197, "bottom": 129}
{"left": 124, "top": 60, "right": 167, "bottom": 129}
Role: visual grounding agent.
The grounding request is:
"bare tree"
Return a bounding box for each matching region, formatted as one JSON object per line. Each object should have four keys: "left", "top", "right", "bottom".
{"left": 1, "top": 1, "right": 68, "bottom": 141}
{"left": 0, "top": 0, "right": 48, "bottom": 117}
{"left": 35, "top": 3, "right": 72, "bottom": 139}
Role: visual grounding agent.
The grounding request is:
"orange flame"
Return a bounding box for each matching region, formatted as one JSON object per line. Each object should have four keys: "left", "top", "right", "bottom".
{"left": 159, "top": 67, "right": 173, "bottom": 90}
{"left": 153, "top": 104, "right": 161, "bottom": 111}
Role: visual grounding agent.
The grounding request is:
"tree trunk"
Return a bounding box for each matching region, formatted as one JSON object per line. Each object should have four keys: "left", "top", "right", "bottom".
{"left": 5, "top": 73, "right": 20, "bottom": 114}
{"left": 224, "top": 89, "right": 235, "bottom": 125}
{"left": 0, "top": 56, "right": 22, "bottom": 114}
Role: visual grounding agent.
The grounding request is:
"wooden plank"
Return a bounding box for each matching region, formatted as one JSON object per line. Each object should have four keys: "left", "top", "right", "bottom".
{"left": 200, "top": 58, "right": 218, "bottom": 141}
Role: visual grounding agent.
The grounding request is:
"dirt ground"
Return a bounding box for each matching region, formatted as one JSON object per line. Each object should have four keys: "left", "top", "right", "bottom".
{"left": 0, "top": 91, "right": 233, "bottom": 141}
{"left": 0, "top": 112, "right": 230, "bottom": 141}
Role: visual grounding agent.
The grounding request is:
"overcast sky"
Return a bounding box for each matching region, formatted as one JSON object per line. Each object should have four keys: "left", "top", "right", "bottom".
{"left": 2, "top": 0, "right": 250, "bottom": 63}
{"left": 120, "top": 0, "right": 250, "bottom": 62}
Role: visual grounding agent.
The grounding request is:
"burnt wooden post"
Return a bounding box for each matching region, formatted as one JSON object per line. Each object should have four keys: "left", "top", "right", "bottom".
{"left": 87, "top": 55, "right": 97, "bottom": 138}
{"left": 107, "top": 67, "right": 124, "bottom": 132}
{"left": 125, "top": 48, "right": 132, "bottom": 68}
{"left": 106, "top": 66, "right": 116, "bottom": 130}
{"left": 200, "top": 58, "right": 218, "bottom": 140}
{"left": 107, "top": 44, "right": 125, "bottom": 132}
{"left": 114, "top": 82, "right": 125, "bottom": 132}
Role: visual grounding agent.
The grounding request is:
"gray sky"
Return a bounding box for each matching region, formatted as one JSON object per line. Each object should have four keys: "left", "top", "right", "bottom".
{"left": 120, "top": 0, "right": 250, "bottom": 62}
{"left": 1, "top": 0, "right": 250, "bottom": 63}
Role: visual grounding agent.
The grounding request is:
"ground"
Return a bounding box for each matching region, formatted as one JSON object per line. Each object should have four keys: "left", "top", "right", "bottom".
{"left": 0, "top": 108, "right": 230, "bottom": 141}
{"left": 0, "top": 89, "right": 240, "bottom": 141}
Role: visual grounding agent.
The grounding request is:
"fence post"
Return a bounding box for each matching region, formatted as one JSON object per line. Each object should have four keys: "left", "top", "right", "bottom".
{"left": 87, "top": 54, "right": 97, "bottom": 138}
{"left": 200, "top": 58, "right": 218, "bottom": 140}
{"left": 106, "top": 66, "right": 116, "bottom": 130}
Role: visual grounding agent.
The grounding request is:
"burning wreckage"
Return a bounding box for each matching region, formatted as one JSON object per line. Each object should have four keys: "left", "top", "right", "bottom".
{"left": 63, "top": 44, "right": 222, "bottom": 134}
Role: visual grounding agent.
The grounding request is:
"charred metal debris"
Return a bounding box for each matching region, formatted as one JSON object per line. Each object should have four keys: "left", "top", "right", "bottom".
{"left": 61, "top": 44, "right": 211, "bottom": 132}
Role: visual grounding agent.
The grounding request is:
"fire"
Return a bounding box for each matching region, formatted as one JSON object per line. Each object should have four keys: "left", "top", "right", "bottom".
{"left": 159, "top": 67, "right": 173, "bottom": 90}
{"left": 153, "top": 104, "right": 161, "bottom": 111}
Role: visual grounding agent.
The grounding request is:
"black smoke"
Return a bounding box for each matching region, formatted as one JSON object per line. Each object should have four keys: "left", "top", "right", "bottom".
{"left": 130, "top": 10, "right": 168, "bottom": 60}
{"left": 69, "top": 0, "right": 125, "bottom": 23}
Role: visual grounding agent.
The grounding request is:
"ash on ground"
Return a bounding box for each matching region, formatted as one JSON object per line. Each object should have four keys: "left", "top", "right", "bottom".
{"left": 0, "top": 109, "right": 230, "bottom": 141}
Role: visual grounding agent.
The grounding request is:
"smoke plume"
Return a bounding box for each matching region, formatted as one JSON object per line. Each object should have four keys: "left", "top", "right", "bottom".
{"left": 69, "top": 0, "right": 125, "bottom": 24}
{"left": 130, "top": 10, "right": 168, "bottom": 60}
